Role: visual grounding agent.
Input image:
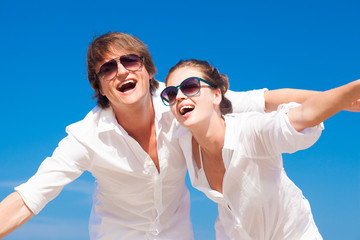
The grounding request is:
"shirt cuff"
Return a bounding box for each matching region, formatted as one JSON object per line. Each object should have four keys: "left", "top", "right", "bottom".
{"left": 15, "top": 184, "right": 46, "bottom": 215}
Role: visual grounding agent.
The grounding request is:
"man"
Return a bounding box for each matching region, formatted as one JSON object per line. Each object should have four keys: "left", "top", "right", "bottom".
{"left": 1, "top": 32, "right": 358, "bottom": 239}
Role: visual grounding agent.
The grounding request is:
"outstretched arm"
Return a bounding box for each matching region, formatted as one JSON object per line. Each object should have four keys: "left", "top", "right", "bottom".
{"left": 287, "top": 79, "right": 360, "bottom": 132}
{"left": 264, "top": 89, "right": 318, "bottom": 113}
{"left": 345, "top": 98, "right": 360, "bottom": 112}
{"left": 0, "top": 192, "right": 34, "bottom": 238}
{"left": 265, "top": 88, "right": 360, "bottom": 113}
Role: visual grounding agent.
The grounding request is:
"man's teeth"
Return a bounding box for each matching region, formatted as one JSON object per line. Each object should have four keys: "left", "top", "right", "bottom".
{"left": 180, "top": 105, "right": 195, "bottom": 115}
{"left": 119, "top": 80, "right": 136, "bottom": 88}
{"left": 118, "top": 80, "right": 136, "bottom": 92}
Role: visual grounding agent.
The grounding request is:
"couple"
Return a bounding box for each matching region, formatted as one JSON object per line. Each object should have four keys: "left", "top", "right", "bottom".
{"left": 0, "top": 31, "right": 359, "bottom": 240}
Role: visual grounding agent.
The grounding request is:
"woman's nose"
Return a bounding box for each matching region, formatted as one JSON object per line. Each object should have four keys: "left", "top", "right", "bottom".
{"left": 176, "top": 88, "right": 187, "bottom": 100}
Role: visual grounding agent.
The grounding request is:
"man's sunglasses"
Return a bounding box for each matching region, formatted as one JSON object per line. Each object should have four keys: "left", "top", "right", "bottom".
{"left": 161, "top": 77, "right": 215, "bottom": 106}
{"left": 97, "top": 54, "right": 144, "bottom": 81}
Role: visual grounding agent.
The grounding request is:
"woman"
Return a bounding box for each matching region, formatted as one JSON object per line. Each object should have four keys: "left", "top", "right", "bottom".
{"left": 161, "top": 59, "right": 360, "bottom": 240}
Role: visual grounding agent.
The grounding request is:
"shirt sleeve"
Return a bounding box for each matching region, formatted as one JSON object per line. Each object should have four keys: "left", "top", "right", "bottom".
{"left": 14, "top": 134, "right": 91, "bottom": 215}
{"left": 240, "top": 102, "right": 324, "bottom": 159}
{"left": 225, "top": 89, "right": 268, "bottom": 113}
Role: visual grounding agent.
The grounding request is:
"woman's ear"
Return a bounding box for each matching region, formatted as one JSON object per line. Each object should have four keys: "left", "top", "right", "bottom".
{"left": 213, "top": 88, "right": 222, "bottom": 105}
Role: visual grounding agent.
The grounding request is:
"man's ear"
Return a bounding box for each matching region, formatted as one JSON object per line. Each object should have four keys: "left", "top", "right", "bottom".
{"left": 98, "top": 87, "right": 104, "bottom": 96}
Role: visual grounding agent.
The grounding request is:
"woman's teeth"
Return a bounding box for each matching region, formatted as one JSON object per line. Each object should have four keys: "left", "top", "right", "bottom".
{"left": 180, "top": 105, "right": 195, "bottom": 115}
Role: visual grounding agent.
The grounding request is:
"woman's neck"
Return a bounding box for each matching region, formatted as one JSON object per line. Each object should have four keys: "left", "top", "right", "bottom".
{"left": 191, "top": 113, "right": 226, "bottom": 193}
{"left": 190, "top": 113, "right": 226, "bottom": 155}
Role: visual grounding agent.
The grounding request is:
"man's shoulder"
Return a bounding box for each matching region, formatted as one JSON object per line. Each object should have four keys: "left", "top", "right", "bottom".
{"left": 66, "top": 106, "right": 104, "bottom": 137}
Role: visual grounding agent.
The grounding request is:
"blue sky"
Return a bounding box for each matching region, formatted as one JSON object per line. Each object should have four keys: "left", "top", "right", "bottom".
{"left": 0, "top": 0, "right": 359, "bottom": 239}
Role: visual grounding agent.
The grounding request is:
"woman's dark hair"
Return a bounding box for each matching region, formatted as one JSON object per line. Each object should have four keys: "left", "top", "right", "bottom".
{"left": 165, "top": 59, "right": 232, "bottom": 115}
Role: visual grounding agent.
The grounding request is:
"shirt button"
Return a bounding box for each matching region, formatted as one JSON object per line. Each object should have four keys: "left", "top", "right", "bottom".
{"left": 152, "top": 228, "right": 159, "bottom": 235}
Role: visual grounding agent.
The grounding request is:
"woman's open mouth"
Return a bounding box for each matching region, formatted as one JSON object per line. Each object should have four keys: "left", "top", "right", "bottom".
{"left": 179, "top": 105, "right": 195, "bottom": 115}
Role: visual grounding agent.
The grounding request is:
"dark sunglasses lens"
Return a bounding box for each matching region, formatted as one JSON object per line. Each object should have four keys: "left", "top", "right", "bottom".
{"left": 99, "top": 60, "right": 118, "bottom": 81}
{"left": 120, "top": 54, "right": 142, "bottom": 71}
{"left": 162, "top": 87, "right": 178, "bottom": 105}
{"left": 181, "top": 78, "right": 200, "bottom": 96}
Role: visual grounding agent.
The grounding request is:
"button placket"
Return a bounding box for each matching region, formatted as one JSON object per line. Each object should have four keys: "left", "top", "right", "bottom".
{"left": 151, "top": 174, "right": 163, "bottom": 236}
{"left": 153, "top": 175, "right": 163, "bottom": 212}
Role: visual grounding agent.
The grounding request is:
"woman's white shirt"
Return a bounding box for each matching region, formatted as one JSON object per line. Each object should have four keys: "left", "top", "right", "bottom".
{"left": 178, "top": 103, "right": 324, "bottom": 240}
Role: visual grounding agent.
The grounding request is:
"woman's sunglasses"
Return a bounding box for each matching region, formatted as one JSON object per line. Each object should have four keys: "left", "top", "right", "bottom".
{"left": 161, "top": 77, "right": 215, "bottom": 106}
{"left": 97, "top": 54, "right": 144, "bottom": 81}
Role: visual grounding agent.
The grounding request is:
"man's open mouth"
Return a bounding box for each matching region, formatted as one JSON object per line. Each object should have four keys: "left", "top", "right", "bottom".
{"left": 179, "top": 105, "right": 195, "bottom": 115}
{"left": 118, "top": 80, "right": 137, "bottom": 93}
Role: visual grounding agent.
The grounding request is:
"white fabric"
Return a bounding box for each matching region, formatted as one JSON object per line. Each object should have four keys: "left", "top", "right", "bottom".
{"left": 226, "top": 88, "right": 267, "bottom": 113}
{"left": 179, "top": 103, "right": 324, "bottom": 240}
{"left": 15, "top": 82, "right": 266, "bottom": 240}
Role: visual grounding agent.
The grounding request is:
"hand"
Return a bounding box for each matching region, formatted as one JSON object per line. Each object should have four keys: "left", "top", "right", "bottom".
{"left": 344, "top": 99, "right": 360, "bottom": 112}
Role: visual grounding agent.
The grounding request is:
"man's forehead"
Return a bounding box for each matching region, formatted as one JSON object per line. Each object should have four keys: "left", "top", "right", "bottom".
{"left": 96, "top": 48, "right": 126, "bottom": 68}
{"left": 105, "top": 46, "right": 127, "bottom": 57}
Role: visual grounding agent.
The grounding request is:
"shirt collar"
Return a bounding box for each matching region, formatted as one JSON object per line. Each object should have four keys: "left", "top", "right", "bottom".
{"left": 97, "top": 106, "right": 125, "bottom": 134}
{"left": 173, "top": 124, "right": 191, "bottom": 139}
{"left": 152, "top": 82, "right": 172, "bottom": 120}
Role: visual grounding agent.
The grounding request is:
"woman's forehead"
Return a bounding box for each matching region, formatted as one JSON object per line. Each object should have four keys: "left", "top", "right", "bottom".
{"left": 169, "top": 67, "right": 203, "bottom": 82}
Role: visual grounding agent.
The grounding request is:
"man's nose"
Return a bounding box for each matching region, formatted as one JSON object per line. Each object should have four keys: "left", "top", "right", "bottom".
{"left": 116, "top": 60, "right": 129, "bottom": 77}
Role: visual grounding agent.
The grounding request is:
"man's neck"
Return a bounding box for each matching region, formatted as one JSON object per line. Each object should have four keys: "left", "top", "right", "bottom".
{"left": 112, "top": 97, "right": 160, "bottom": 172}
{"left": 113, "top": 97, "right": 155, "bottom": 135}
